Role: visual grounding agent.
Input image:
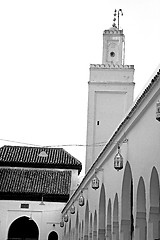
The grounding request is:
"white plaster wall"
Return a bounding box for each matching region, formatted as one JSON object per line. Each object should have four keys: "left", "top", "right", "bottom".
{"left": 0, "top": 200, "right": 65, "bottom": 240}
{"left": 70, "top": 169, "right": 79, "bottom": 195}
{"left": 94, "top": 87, "right": 160, "bottom": 225}
{"left": 93, "top": 90, "right": 126, "bottom": 160}
{"left": 90, "top": 68, "right": 134, "bottom": 83}
{"left": 102, "top": 32, "right": 124, "bottom": 65}
{"left": 85, "top": 67, "right": 134, "bottom": 172}
{"left": 63, "top": 77, "right": 160, "bottom": 240}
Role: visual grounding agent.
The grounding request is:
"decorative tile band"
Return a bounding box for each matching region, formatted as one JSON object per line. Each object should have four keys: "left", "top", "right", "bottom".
{"left": 90, "top": 64, "right": 134, "bottom": 69}
{"left": 103, "top": 29, "right": 123, "bottom": 35}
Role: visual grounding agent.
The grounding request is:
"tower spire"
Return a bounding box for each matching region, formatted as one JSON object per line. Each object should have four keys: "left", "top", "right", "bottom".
{"left": 112, "top": 9, "right": 123, "bottom": 30}
{"left": 112, "top": 9, "right": 117, "bottom": 28}
{"left": 85, "top": 12, "right": 134, "bottom": 172}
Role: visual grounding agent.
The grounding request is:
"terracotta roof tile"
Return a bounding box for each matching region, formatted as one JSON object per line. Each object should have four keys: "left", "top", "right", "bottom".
{"left": 0, "top": 168, "right": 71, "bottom": 196}
{"left": 0, "top": 146, "right": 82, "bottom": 173}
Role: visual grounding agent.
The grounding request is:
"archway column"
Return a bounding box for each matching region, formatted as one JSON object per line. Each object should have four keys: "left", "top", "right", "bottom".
{"left": 106, "top": 224, "right": 112, "bottom": 240}
{"left": 113, "top": 221, "right": 119, "bottom": 240}
{"left": 107, "top": 199, "right": 112, "bottom": 240}
{"left": 84, "top": 234, "right": 88, "bottom": 240}
{"left": 84, "top": 201, "right": 89, "bottom": 240}
{"left": 147, "top": 221, "right": 154, "bottom": 240}
{"left": 89, "top": 213, "right": 93, "bottom": 240}
{"left": 93, "top": 230, "right": 97, "bottom": 240}
{"left": 149, "top": 206, "right": 160, "bottom": 240}
{"left": 89, "top": 231, "right": 92, "bottom": 240}
{"left": 121, "top": 162, "right": 133, "bottom": 240}
{"left": 79, "top": 222, "right": 81, "bottom": 240}
{"left": 135, "top": 212, "right": 147, "bottom": 240}
{"left": 98, "top": 184, "right": 106, "bottom": 240}
{"left": 121, "top": 219, "right": 131, "bottom": 240}
{"left": 149, "top": 167, "right": 160, "bottom": 240}
{"left": 81, "top": 233, "right": 83, "bottom": 240}
{"left": 98, "top": 228, "right": 105, "bottom": 240}
{"left": 66, "top": 232, "right": 68, "bottom": 240}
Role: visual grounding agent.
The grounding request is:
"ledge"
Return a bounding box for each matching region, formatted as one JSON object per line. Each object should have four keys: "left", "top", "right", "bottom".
{"left": 90, "top": 64, "right": 134, "bottom": 69}
{"left": 103, "top": 29, "right": 123, "bottom": 35}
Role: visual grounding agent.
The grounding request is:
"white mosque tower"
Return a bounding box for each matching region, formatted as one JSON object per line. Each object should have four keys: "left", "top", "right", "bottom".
{"left": 85, "top": 10, "right": 135, "bottom": 173}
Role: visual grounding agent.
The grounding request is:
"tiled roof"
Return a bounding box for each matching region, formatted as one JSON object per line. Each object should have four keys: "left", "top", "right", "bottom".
{"left": 0, "top": 168, "right": 71, "bottom": 201}
{"left": 0, "top": 146, "right": 82, "bottom": 174}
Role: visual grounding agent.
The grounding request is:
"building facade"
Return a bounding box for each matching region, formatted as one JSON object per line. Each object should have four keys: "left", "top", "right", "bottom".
{"left": 85, "top": 26, "right": 135, "bottom": 172}
{"left": 1, "top": 22, "right": 160, "bottom": 240}
{"left": 61, "top": 25, "right": 160, "bottom": 240}
{"left": 0, "top": 146, "right": 82, "bottom": 240}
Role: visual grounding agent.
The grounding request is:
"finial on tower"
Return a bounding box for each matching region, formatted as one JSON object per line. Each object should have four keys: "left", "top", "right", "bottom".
{"left": 112, "top": 9, "right": 117, "bottom": 28}
{"left": 112, "top": 9, "right": 123, "bottom": 30}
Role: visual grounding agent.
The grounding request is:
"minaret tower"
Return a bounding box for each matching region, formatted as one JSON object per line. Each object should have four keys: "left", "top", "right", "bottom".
{"left": 85, "top": 10, "right": 135, "bottom": 173}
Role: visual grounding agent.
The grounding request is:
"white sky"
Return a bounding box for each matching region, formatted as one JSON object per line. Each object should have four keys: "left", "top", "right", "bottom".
{"left": 0, "top": 0, "right": 160, "bottom": 176}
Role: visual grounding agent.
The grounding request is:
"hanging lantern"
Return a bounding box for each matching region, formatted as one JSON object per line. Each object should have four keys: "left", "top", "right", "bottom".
{"left": 79, "top": 192, "right": 85, "bottom": 206}
{"left": 60, "top": 220, "right": 64, "bottom": 227}
{"left": 114, "top": 145, "right": 123, "bottom": 171}
{"left": 92, "top": 173, "right": 99, "bottom": 190}
{"left": 64, "top": 213, "right": 68, "bottom": 222}
{"left": 156, "top": 100, "right": 160, "bottom": 121}
{"left": 70, "top": 203, "right": 75, "bottom": 214}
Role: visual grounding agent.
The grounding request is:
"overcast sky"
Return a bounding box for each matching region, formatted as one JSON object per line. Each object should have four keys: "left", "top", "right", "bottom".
{"left": 0, "top": 0, "right": 160, "bottom": 176}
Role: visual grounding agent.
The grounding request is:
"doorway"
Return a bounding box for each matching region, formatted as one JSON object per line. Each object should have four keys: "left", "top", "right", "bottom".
{"left": 48, "top": 231, "right": 58, "bottom": 240}
{"left": 8, "top": 216, "right": 39, "bottom": 240}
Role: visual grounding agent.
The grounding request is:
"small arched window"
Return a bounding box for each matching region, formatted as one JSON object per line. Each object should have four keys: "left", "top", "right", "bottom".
{"left": 48, "top": 231, "right": 58, "bottom": 240}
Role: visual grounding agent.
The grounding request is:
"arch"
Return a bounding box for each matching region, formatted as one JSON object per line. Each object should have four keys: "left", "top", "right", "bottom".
{"left": 106, "top": 199, "right": 112, "bottom": 240}
{"left": 89, "top": 213, "right": 92, "bottom": 240}
{"left": 121, "top": 161, "right": 133, "bottom": 240}
{"left": 113, "top": 193, "right": 119, "bottom": 222}
{"left": 150, "top": 167, "right": 159, "bottom": 208}
{"left": 136, "top": 176, "right": 146, "bottom": 240}
{"left": 113, "top": 193, "right": 119, "bottom": 240}
{"left": 81, "top": 220, "right": 84, "bottom": 240}
{"left": 69, "top": 219, "right": 71, "bottom": 240}
{"left": 70, "top": 229, "right": 73, "bottom": 240}
{"left": 76, "top": 211, "right": 79, "bottom": 240}
{"left": 93, "top": 210, "right": 97, "bottom": 240}
{"left": 137, "top": 177, "right": 146, "bottom": 213}
{"left": 64, "top": 224, "right": 67, "bottom": 239}
{"left": 72, "top": 228, "right": 75, "bottom": 240}
{"left": 98, "top": 183, "right": 106, "bottom": 240}
{"left": 48, "top": 231, "right": 58, "bottom": 240}
{"left": 8, "top": 216, "right": 39, "bottom": 240}
{"left": 149, "top": 167, "right": 160, "bottom": 239}
{"left": 84, "top": 200, "right": 89, "bottom": 240}
{"left": 79, "top": 222, "right": 81, "bottom": 240}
